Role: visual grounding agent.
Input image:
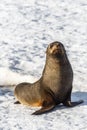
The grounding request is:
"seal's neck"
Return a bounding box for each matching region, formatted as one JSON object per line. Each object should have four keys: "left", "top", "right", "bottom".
{"left": 42, "top": 56, "right": 58, "bottom": 75}
{"left": 42, "top": 53, "right": 70, "bottom": 75}
{"left": 46, "top": 55, "right": 59, "bottom": 66}
{"left": 46, "top": 53, "right": 69, "bottom": 65}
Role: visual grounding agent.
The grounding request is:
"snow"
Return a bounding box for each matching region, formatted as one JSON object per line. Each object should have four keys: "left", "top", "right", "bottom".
{"left": 0, "top": 0, "right": 87, "bottom": 129}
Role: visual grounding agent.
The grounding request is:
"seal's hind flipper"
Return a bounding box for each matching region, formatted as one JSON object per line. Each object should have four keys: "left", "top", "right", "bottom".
{"left": 32, "top": 104, "right": 55, "bottom": 115}
{"left": 63, "top": 100, "right": 84, "bottom": 107}
{"left": 70, "top": 100, "right": 84, "bottom": 107}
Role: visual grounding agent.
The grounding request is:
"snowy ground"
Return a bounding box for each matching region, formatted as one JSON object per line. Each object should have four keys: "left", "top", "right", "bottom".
{"left": 0, "top": 0, "right": 87, "bottom": 130}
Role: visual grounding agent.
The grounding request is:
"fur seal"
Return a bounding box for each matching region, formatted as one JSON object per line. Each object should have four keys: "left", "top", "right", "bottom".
{"left": 14, "top": 41, "right": 83, "bottom": 115}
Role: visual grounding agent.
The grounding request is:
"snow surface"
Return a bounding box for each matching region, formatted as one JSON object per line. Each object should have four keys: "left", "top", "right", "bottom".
{"left": 0, "top": 0, "right": 87, "bottom": 130}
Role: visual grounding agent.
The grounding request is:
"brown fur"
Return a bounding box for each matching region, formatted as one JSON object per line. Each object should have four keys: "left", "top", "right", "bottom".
{"left": 14, "top": 41, "right": 83, "bottom": 115}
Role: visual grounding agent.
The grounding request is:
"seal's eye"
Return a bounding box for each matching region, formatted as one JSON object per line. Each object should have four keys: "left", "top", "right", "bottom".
{"left": 50, "top": 43, "right": 54, "bottom": 48}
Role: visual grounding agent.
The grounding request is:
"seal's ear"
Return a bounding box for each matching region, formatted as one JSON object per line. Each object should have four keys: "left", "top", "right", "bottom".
{"left": 61, "top": 44, "right": 66, "bottom": 55}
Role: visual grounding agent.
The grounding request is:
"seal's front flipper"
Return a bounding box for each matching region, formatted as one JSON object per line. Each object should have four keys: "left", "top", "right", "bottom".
{"left": 32, "top": 104, "right": 55, "bottom": 115}
{"left": 14, "top": 101, "right": 21, "bottom": 104}
{"left": 63, "top": 100, "right": 84, "bottom": 107}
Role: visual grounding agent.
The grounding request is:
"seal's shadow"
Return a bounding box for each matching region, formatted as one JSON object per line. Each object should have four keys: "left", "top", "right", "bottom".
{"left": 71, "top": 91, "right": 87, "bottom": 105}
{"left": 0, "top": 87, "right": 14, "bottom": 103}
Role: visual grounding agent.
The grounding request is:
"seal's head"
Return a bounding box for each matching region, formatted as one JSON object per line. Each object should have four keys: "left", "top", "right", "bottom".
{"left": 46, "top": 41, "right": 66, "bottom": 58}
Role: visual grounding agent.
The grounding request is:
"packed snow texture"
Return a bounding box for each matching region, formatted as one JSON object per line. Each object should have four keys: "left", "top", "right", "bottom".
{"left": 0, "top": 0, "right": 87, "bottom": 130}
